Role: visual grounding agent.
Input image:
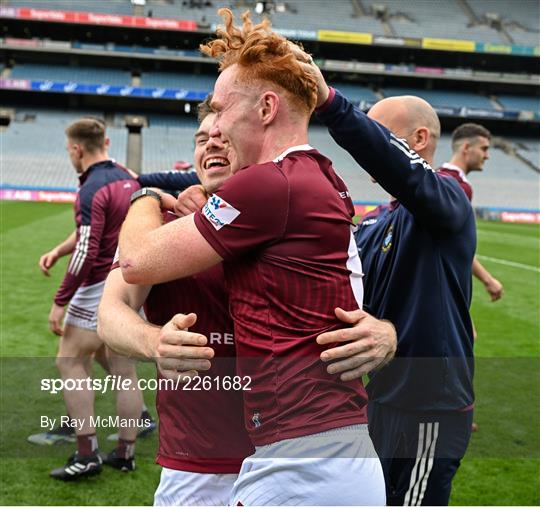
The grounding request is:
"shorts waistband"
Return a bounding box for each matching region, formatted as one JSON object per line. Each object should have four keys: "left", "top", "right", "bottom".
{"left": 255, "top": 424, "right": 368, "bottom": 451}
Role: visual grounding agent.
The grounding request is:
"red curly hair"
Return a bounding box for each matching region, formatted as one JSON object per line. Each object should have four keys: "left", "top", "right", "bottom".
{"left": 200, "top": 8, "right": 317, "bottom": 115}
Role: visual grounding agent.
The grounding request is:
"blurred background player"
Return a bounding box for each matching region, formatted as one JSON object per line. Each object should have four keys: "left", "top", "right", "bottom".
{"left": 45, "top": 118, "right": 143, "bottom": 480}
{"left": 29, "top": 120, "right": 157, "bottom": 448}
{"left": 439, "top": 123, "right": 505, "bottom": 302}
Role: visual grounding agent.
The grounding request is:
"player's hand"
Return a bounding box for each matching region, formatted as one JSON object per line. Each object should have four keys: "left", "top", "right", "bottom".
{"left": 317, "top": 308, "right": 397, "bottom": 381}
{"left": 48, "top": 303, "right": 65, "bottom": 336}
{"left": 174, "top": 185, "right": 208, "bottom": 217}
{"left": 289, "top": 42, "right": 330, "bottom": 108}
{"left": 155, "top": 313, "right": 215, "bottom": 382}
{"left": 485, "top": 277, "right": 504, "bottom": 301}
{"left": 39, "top": 249, "right": 59, "bottom": 276}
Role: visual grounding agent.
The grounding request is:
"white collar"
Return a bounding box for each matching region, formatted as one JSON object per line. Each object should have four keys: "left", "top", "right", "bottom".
{"left": 441, "top": 162, "right": 469, "bottom": 182}
{"left": 272, "top": 144, "right": 313, "bottom": 163}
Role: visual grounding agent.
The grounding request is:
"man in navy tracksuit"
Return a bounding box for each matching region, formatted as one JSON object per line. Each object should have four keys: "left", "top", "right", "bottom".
{"left": 311, "top": 65, "right": 475, "bottom": 505}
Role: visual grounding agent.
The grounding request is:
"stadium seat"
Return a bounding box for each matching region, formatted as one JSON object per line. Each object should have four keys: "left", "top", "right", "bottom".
{"left": 7, "top": 0, "right": 133, "bottom": 15}
{"left": 2, "top": 112, "right": 127, "bottom": 189}
{"left": 142, "top": 122, "right": 198, "bottom": 173}
{"left": 330, "top": 82, "right": 378, "bottom": 103}
{"left": 140, "top": 72, "right": 215, "bottom": 91}
{"left": 497, "top": 95, "right": 540, "bottom": 113}
{"left": 10, "top": 64, "right": 132, "bottom": 86}
{"left": 382, "top": 87, "right": 495, "bottom": 109}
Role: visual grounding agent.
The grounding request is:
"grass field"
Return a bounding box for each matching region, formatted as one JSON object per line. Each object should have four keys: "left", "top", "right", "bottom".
{"left": 1, "top": 201, "right": 539, "bottom": 505}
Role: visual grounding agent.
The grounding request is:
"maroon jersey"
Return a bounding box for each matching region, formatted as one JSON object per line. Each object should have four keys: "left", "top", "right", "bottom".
{"left": 437, "top": 163, "right": 473, "bottom": 202}
{"left": 143, "top": 262, "right": 253, "bottom": 473}
{"left": 194, "top": 145, "right": 368, "bottom": 446}
{"left": 55, "top": 160, "right": 139, "bottom": 306}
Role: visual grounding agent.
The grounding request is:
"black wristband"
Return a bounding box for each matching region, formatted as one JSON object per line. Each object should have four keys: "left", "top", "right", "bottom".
{"left": 130, "top": 187, "right": 162, "bottom": 206}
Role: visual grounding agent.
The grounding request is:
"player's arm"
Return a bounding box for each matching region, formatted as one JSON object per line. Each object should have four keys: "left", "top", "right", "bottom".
{"left": 317, "top": 89, "right": 470, "bottom": 231}
{"left": 50, "top": 189, "right": 110, "bottom": 334}
{"left": 98, "top": 268, "right": 214, "bottom": 378}
{"left": 138, "top": 170, "right": 200, "bottom": 191}
{"left": 120, "top": 166, "right": 288, "bottom": 286}
{"left": 98, "top": 268, "right": 154, "bottom": 358}
{"left": 119, "top": 197, "right": 222, "bottom": 285}
{"left": 294, "top": 54, "right": 471, "bottom": 231}
{"left": 39, "top": 230, "right": 77, "bottom": 277}
{"left": 317, "top": 308, "right": 397, "bottom": 381}
{"left": 472, "top": 256, "right": 504, "bottom": 301}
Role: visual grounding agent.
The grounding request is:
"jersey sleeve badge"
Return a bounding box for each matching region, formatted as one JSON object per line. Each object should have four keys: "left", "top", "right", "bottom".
{"left": 202, "top": 195, "right": 241, "bottom": 231}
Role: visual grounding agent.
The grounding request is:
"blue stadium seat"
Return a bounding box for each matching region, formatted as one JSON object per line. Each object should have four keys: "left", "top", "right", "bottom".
{"left": 382, "top": 87, "right": 495, "bottom": 109}
{"left": 330, "top": 83, "right": 377, "bottom": 103}
{"left": 140, "top": 72, "right": 215, "bottom": 91}
{"left": 142, "top": 124, "right": 198, "bottom": 173}
{"left": 2, "top": 113, "right": 127, "bottom": 189}
{"left": 497, "top": 95, "right": 540, "bottom": 112}
{"left": 10, "top": 64, "right": 132, "bottom": 86}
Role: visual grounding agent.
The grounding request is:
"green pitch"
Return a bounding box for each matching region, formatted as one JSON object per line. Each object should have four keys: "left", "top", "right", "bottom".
{"left": 1, "top": 201, "right": 539, "bottom": 505}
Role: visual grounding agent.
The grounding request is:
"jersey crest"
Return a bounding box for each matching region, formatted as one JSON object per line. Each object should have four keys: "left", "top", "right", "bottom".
{"left": 382, "top": 224, "right": 393, "bottom": 253}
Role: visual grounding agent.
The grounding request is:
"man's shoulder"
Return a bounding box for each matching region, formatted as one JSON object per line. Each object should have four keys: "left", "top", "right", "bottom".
{"left": 359, "top": 204, "right": 390, "bottom": 225}
{"left": 81, "top": 164, "right": 136, "bottom": 196}
{"left": 436, "top": 166, "right": 473, "bottom": 202}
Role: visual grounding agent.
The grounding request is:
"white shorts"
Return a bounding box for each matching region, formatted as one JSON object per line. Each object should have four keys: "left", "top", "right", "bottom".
{"left": 153, "top": 467, "right": 238, "bottom": 506}
{"left": 64, "top": 281, "right": 105, "bottom": 331}
{"left": 230, "top": 424, "right": 386, "bottom": 506}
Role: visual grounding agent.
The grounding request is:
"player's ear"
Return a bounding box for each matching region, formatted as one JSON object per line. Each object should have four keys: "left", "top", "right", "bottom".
{"left": 412, "top": 127, "right": 429, "bottom": 153}
{"left": 258, "top": 91, "right": 279, "bottom": 126}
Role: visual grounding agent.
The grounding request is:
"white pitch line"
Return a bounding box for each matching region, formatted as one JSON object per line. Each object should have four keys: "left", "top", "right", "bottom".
{"left": 477, "top": 255, "right": 540, "bottom": 273}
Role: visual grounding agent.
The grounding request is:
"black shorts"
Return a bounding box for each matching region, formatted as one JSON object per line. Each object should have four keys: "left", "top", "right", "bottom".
{"left": 368, "top": 402, "right": 473, "bottom": 506}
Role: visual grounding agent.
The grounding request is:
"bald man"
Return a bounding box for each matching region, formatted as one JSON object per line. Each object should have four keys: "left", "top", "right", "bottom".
{"left": 297, "top": 55, "right": 476, "bottom": 506}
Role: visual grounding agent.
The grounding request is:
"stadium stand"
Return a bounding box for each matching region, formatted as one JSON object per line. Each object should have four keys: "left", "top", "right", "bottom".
{"left": 366, "top": 0, "right": 498, "bottom": 42}
{"left": 2, "top": 120, "right": 80, "bottom": 189}
{"left": 146, "top": 114, "right": 199, "bottom": 128}
{"left": 497, "top": 95, "right": 540, "bottom": 113}
{"left": 330, "top": 82, "right": 378, "bottom": 103}
{"left": 140, "top": 72, "right": 215, "bottom": 90}
{"left": 310, "top": 128, "right": 539, "bottom": 209}
{"left": 2, "top": 111, "right": 127, "bottom": 189}
{"left": 6, "top": 0, "right": 134, "bottom": 15}
{"left": 268, "top": 1, "right": 385, "bottom": 34}
{"left": 6, "top": 109, "right": 535, "bottom": 209}
{"left": 0, "top": 0, "right": 538, "bottom": 212}
{"left": 141, "top": 122, "right": 198, "bottom": 173}
{"left": 308, "top": 124, "right": 390, "bottom": 204}
{"left": 512, "top": 137, "right": 540, "bottom": 171}
{"left": 467, "top": 0, "right": 540, "bottom": 46}
{"left": 381, "top": 87, "right": 495, "bottom": 109}
{"left": 5, "top": 0, "right": 538, "bottom": 49}
{"left": 10, "top": 64, "right": 132, "bottom": 86}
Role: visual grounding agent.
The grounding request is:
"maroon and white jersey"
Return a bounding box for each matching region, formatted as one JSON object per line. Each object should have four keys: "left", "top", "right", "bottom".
{"left": 143, "top": 266, "right": 253, "bottom": 473}
{"left": 55, "top": 160, "right": 139, "bottom": 306}
{"left": 194, "top": 145, "right": 368, "bottom": 446}
{"left": 437, "top": 163, "right": 473, "bottom": 202}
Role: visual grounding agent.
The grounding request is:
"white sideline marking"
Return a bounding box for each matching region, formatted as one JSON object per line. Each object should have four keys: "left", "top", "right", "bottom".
{"left": 477, "top": 255, "right": 540, "bottom": 273}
